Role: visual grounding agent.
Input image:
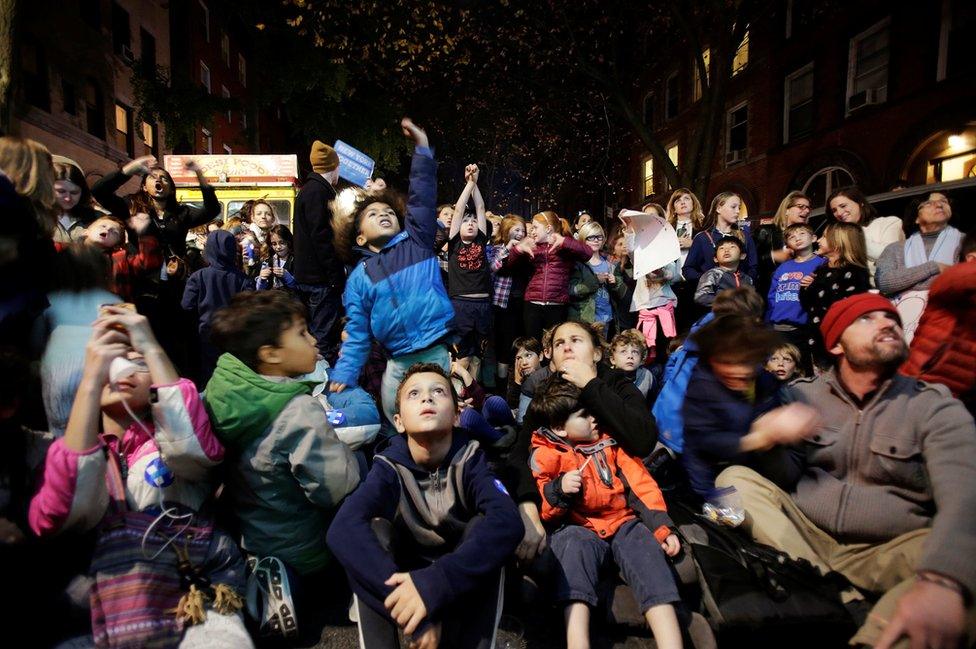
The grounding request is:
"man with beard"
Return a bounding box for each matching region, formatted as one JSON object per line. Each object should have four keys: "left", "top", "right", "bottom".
{"left": 716, "top": 293, "right": 976, "bottom": 649}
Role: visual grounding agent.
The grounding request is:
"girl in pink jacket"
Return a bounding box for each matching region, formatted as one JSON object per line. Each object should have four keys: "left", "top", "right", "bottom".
{"left": 504, "top": 210, "right": 592, "bottom": 341}
{"left": 29, "top": 307, "right": 251, "bottom": 648}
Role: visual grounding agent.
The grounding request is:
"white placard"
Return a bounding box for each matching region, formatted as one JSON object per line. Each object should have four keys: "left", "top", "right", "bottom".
{"left": 618, "top": 209, "right": 682, "bottom": 278}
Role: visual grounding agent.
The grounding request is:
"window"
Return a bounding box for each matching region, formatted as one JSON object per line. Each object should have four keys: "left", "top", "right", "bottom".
{"left": 221, "top": 31, "right": 230, "bottom": 67}
{"left": 222, "top": 86, "right": 231, "bottom": 123}
{"left": 241, "top": 109, "right": 247, "bottom": 130}
{"left": 111, "top": 2, "right": 131, "bottom": 57}
{"left": 693, "top": 48, "right": 710, "bottom": 101}
{"left": 22, "top": 40, "right": 50, "bottom": 111}
{"left": 643, "top": 158, "right": 654, "bottom": 197}
{"left": 665, "top": 72, "right": 679, "bottom": 120}
{"left": 802, "top": 166, "right": 855, "bottom": 208}
{"left": 84, "top": 79, "right": 105, "bottom": 138}
{"left": 140, "top": 29, "right": 156, "bottom": 72}
{"left": 223, "top": 144, "right": 233, "bottom": 154}
{"left": 238, "top": 54, "right": 247, "bottom": 87}
{"left": 930, "top": 150, "right": 976, "bottom": 183}
{"left": 141, "top": 121, "right": 157, "bottom": 155}
{"left": 726, "top": 103, "right": 748, "bottom": 164}
{"left": 941, "top": 0, "right": 976, "bottom": 80}
{"left": 732, "top": 30, "right": 749, "bottom": 76}
{"left": 80, "top": 0, "right": 101, "bottom": 30}
{"left": 642, "top": 93, "right": 654, "bottom": 126}
{"left": 666, "top": 143, "right": 679, "bottom": 190}
{"left": 114, "top": 102, "right": 134, "bottom": 157}
{"left": 61, "top": 79, "right": 77, "bottom": 115}
{"left": 846, "top": 18, "right": 890, "bottom": 113}
{"left": 199, "top": 1, "right": 210, "bottom": 42}
{"left": 785, "top": 0, "right": 814, "bottom": 39}
{"left": 202, "top": 128, "right": 212, "bottom": 154}
{"left": 784, "top": 63, "right": 814, "bottom": 143}
{"left": 200, "top": 61, "right": 211, "bottom": 93}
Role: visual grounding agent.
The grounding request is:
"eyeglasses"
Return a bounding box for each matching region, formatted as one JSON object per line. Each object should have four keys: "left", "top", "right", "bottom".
{"left": 788, "top": 203, "right": 811, "bottom": 211}
{"left": 585, "top": 235, "right": 605, "bottom": 242}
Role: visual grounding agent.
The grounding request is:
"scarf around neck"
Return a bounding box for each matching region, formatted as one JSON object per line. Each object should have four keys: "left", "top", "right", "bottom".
{"left": 904, "top": 225, "right": 962, "bottom": 268}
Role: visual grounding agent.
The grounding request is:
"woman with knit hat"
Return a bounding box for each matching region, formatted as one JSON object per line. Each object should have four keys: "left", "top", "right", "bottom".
{"left": 293, "top": 140, "right": 345, "bottom": 359}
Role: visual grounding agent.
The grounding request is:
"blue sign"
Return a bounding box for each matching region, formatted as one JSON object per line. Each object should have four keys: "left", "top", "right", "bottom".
{"left": 334, "top": 140, "right": 375, "bottom": 188}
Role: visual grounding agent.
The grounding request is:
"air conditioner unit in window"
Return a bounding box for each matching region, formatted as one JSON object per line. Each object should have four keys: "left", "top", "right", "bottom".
{"left": 848, "top": 87, "right": 883, "bottom": 111}
{"left": 120, "top": 44, "right": 134, "bottom": 62}
{"left": 726, "top": 149, "right": 745, "bottom": 164}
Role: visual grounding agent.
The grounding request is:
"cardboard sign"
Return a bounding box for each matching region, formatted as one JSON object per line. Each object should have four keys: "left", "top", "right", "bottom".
{"left": 334, "top": 140, "right": 375, "bottom": 188}
{"left": 618, "top": 209, "right": 681, "bottom": 278}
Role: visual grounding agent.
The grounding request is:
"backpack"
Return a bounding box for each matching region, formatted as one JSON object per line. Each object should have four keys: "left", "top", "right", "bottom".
{"left": 668, "top": 499, "right": 855, "bottom": 632}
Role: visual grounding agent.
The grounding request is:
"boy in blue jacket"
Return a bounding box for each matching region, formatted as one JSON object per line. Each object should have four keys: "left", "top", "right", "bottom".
{"left": 327, "top": 363, "right": 523, "bottom": 649}
{"left": 328, "top": 118, "right": 455, "bottom": 423}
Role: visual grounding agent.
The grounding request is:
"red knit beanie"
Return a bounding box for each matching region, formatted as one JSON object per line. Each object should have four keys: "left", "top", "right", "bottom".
{"left": 820, "top": 293, "right": 900, "bottom": 351}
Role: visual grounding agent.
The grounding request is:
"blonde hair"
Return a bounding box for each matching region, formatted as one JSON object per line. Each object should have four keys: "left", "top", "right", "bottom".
{"left": 575, "top": 221, "right": 605, "bottom": 243}
{"left": 823, "top": 222, "right": 867, "bottom": 268}
{"left": 704, "top": 192, "right": 745, "bottom": 242}
{"left": 666, "top": 188, "right": 704, "bottom": 230}
{"left": 0, "top": 136, "right": 56, "bottom": 235}
{"left": 773, "top": 191, "right": 810, "bottom": 230}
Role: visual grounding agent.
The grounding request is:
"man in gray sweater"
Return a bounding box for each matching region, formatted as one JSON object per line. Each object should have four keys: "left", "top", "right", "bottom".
{"left": 717, "top": 293, "right": 976, "bottom": 649}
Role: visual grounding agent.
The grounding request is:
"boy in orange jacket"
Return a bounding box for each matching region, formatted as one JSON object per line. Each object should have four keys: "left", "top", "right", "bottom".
{"left": 529, "top": 374, "right": 683, "bottom": 649}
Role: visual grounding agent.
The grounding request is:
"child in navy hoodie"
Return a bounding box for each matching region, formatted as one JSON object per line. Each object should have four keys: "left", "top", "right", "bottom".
{"left": 327, "top": 363, "right": 523, "bottom": 649}
{"left": 182, "top": 229, "right": 255, "bottom": 382}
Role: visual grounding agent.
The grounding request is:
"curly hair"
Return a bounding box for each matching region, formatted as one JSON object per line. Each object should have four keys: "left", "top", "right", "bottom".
{"left": 609, "top": 329, "right": 647, "bottom": 361}
{"left": 330, "top": 186, "right": 407, "bottom": 265}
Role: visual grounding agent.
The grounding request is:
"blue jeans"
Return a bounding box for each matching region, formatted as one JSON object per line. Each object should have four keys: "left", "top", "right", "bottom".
{"left": 379, "top": 344, "right": 452, "bottom": 424}
{"left": 297, "top": 283, "right": 341, "bottom": 359}
{"left": 549, "top": 519, "right": 680, "bottom": 612}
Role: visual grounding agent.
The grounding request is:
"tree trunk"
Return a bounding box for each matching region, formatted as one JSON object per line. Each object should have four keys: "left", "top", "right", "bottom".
{"left": 0, "top": 0, "right": 17, "bottom": 134}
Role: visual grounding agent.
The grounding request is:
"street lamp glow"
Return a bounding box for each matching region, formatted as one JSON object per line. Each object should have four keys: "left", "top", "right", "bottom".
{"left": 948, "top": 134, "right": 965, "bottom": 149}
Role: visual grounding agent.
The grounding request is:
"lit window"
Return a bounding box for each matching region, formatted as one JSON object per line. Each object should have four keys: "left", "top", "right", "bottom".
{"left": 693, "top": 48, "right": 710, "bottom": 101}
{"left": 846, "top": 18, "right": 889, "bottom": 113}
{"left": 666, "top": 143, "right": 679, "bottom": 190}
{"left": 732, "top": 30, "right": 749, "bottom": 76}
{"left": 142, "top": 122, "right": 154, "bottom": 146}
{"left": 115, "top": 103, "right": 128, "bottom": 133}
{"left": 643, "top": 158, "right": 654, "bottom": 197}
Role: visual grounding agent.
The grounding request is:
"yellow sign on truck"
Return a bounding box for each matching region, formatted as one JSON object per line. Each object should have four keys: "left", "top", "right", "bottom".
{"left": 164, "top": 154, "right": 299, "bottom": 228}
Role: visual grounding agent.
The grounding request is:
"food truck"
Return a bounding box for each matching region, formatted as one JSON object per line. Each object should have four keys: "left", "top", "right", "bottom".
{"left": 164, "top": 154, "right": 299, "bottom": 227}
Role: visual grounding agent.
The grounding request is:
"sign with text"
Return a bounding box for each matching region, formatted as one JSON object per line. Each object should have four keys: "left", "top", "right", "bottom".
{"left": 163, "top": 155, "right": 298, "bottom": 185}
{"left": 334, "top": 140, "right": 375, "bottom": 187}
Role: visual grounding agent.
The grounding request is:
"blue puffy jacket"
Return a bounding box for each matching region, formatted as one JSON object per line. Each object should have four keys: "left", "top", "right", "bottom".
{"left": 330, "top": 148, "right": 455, "bottom": 387}
{"left": 651, "top": 312, "right": 713, "bottom": 453}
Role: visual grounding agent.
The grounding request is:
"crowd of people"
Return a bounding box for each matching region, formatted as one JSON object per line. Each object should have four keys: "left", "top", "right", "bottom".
{"left": 1, "top": 114, "right": 975, "bottom": 649}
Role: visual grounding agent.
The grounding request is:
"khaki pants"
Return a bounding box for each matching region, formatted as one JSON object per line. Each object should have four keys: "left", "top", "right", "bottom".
{"left": 715, "top": 465, "right": 976, "bottom": 648}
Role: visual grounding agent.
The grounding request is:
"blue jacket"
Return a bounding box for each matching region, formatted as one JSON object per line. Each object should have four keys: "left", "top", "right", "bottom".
{"left": 182, "top": 230, "right": 255, "bottom": 335}
{"left": 326, "top": 430, "right": 522, "bottom": 625}
{"left": 681, "top": 362, "right": 780, "bottom": 497}
{"left": 330, "top": 149, "right": 455, "bottom": 387}
{"left": 682, "top": 226, "right": 759, "bottom": 285}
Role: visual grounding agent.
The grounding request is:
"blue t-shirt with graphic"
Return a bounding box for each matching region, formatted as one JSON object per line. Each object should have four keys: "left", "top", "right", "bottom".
{"left": 766, "top": 256, "right": 825, "bottom": 324}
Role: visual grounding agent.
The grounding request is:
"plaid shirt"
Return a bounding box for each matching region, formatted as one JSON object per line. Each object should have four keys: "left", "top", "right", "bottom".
{"left": 488, "top": 244, "right": 513, "bottom": 308}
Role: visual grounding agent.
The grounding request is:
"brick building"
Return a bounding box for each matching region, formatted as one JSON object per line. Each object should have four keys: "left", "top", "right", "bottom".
{"left": 13, "top": 0, "right": 171, "bottom": 190}
{"left": 632, "top": 0, "right": 976, "bottom": 216}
